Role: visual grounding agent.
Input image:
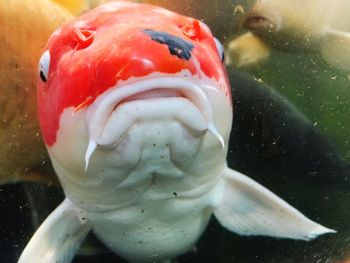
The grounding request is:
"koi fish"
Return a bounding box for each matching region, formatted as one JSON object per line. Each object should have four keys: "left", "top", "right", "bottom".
{"left": 225, "top": 32, "right": 270, "bottom": 68}
{"left": 51, "top": 0, "right": 90, "bottom": 15}
{"left": 51, "top": 0, "right": 109, "bottom": 15}
{"left": 242, "top": 0, "right": 350, "bottom": 71}
{"left": 19, "top": 1, "right": 335, "bottom": 262}
{"left": 0, "top": 0, "right": 72, "bottom": 185}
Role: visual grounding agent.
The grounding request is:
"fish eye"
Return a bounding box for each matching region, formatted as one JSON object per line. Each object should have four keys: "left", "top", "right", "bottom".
{"left": 214, "top": 37, "right": 225, "bottom": 62}
{"left": 39, "top": 50, "right": 50, "bottom": 83}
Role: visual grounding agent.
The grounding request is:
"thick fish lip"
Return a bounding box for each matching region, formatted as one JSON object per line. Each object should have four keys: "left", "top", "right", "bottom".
{"left": 85, "top": 77, "right": 216, "bottom": 148}
{"left": 119, "top": 88, "right": 183, "bottom": 104}
{"left": 99, "top": 97, "right": 208, "bottom": 149}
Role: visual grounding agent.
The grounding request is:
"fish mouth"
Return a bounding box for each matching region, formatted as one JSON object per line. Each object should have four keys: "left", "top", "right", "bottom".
{"left": 120, "top": 88, "right": 183, "bottom": 104}
{"left": 244, "top": 8, "right": 281, "bottom": 34}
{"left": 84, "top": 77, "right": 224, "bottom": 169}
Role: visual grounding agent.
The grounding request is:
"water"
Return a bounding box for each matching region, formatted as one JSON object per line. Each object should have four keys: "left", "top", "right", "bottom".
{"left": 1, "top": 0, "right": 349, "bottom": 262}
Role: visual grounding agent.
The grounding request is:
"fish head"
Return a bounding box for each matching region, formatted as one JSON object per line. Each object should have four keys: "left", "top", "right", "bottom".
{"left": 244, "top": 0, "right": 282, "bottom": 38}
{"left": 37, "top": 1, "right": 232, "bottom": 207}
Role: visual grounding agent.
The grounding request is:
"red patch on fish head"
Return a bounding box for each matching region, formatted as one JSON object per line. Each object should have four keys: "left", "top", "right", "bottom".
{"left": 38, "top": 2, "right": 231, "bottom": 146}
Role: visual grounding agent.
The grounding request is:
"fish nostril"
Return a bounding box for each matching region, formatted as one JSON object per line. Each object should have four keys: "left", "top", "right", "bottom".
{"left": 73, "top": 28, "right": 95, "bottom": 49}
{"left": 179, "top": 20, "right": 201, "bottom": 40}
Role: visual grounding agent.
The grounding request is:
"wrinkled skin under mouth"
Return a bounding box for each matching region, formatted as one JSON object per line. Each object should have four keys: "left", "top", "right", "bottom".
{"left": 84, "top": 77, "right": 225, "bottom": 170}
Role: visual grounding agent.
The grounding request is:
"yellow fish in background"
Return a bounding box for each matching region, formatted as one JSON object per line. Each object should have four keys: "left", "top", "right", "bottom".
{"left": 0, "top": 0, "right": 111, "bottom": 185}
{"left": 51, "top": 0, "right": 90, "bottom": 15}
{"left": 228, "top": 0, "right": 350, "bottom": 71}
{"left": 51, "top": 0, "right": 110, "bottom": 15}
{"left": 0, "top": 0, "right": 73, "bottom": 184}
{"left": 225, "top": 32, "right": 270, "bottom": 68}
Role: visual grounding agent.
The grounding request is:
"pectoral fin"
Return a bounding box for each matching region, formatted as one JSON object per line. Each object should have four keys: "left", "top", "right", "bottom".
{"left": 213, "top": 167, "right": 335, "bottom": 240}
{"left": 321, "top": 29, "right": 350, "bottom": 71}
{"left": 18, "top": 198, "right": 91, "bottom": 263}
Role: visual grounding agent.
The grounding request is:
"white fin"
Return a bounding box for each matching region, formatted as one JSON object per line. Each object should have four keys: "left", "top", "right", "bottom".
{"left": 85, "top": 139, "right": 97, "bottom": 171}
{"left": 214, "top": 167, "right": 336, "bottom": 240}
{"left": 208, "top": 122, "right": 225, "bottom": 150}
{"left": 322, "top": 28, "right": 350, "bottom": 71}
{"left": 18, "top": 198, "right": 91, "bottom": 263}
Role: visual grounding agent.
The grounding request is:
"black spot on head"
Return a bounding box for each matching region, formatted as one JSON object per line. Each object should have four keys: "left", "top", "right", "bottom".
{"left": 143, "top": 29, "right": 194, "bottom": 61}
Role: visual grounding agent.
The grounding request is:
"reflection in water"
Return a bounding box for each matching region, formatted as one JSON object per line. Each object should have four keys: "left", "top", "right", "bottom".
{"left": 0, "top": 0, "right": 349, "bottom": 262}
